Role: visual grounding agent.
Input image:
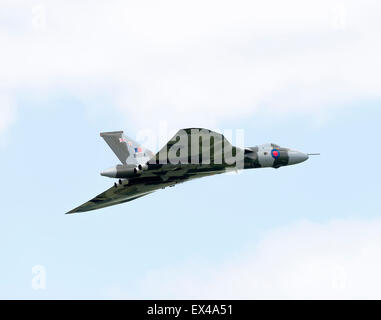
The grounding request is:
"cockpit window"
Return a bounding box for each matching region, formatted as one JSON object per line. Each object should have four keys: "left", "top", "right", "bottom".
{"left": 271, "top": 143, "right": 280, "bottom": 148}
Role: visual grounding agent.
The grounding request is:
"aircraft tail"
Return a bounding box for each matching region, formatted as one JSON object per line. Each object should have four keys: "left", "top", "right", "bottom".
{"left": 100, "top": 131, "right": 154, "bottom": 165}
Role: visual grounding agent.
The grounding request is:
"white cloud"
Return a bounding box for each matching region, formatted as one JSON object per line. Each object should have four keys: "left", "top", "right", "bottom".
{"left": 127, "top": 218, "right": 381, "bottom": 299}
{"left": 0, "top": 0, "right": 381, "bottom": 130}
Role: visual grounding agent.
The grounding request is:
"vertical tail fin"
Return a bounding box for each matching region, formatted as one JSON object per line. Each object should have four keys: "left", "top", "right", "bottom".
{"left": 100, "top": 131, "right": 154, "bottom": 165}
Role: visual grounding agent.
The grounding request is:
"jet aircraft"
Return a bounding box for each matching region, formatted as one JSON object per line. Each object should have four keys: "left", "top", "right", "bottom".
{"left": 67, "top": 128, "right": 315, "bottom": 214}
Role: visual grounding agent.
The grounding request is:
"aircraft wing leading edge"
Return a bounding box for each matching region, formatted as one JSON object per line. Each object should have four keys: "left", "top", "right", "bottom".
{"left": 66, "top": 180, "right": 156, "bottom": 214}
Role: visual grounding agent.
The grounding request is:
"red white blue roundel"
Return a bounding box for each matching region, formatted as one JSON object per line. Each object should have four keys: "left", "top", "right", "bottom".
{"left": 271, "top": 149, "right": 280, "bottom": 159}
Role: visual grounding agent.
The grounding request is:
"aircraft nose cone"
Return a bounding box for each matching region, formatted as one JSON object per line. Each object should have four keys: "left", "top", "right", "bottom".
{"left": 100, "top": 166, "right": 117, "bottom": 178}
{"left": 288, "top": 151, "right": 309, "bottom": 165}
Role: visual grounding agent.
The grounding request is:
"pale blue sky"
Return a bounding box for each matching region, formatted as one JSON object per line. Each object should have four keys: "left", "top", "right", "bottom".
{"left": 1, "top": 1, "right": 381, "bottom": 299}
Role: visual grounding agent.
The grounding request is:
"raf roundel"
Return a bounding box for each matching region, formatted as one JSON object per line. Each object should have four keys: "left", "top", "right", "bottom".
{"left": 271, "top": 149, "right": 280, "bottom": 159}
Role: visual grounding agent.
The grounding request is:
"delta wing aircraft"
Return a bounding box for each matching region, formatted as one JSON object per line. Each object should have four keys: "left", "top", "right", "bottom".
{"left": 67, "top": 128, "right": 316, "bottom": 214}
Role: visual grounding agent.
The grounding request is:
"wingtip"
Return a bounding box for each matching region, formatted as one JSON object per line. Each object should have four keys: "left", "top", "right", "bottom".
{"left": 66, "top": 206, "right": 92, "bottom": 214}
{"left": 66, "top": 207, "right": 81, "bottom": 214}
